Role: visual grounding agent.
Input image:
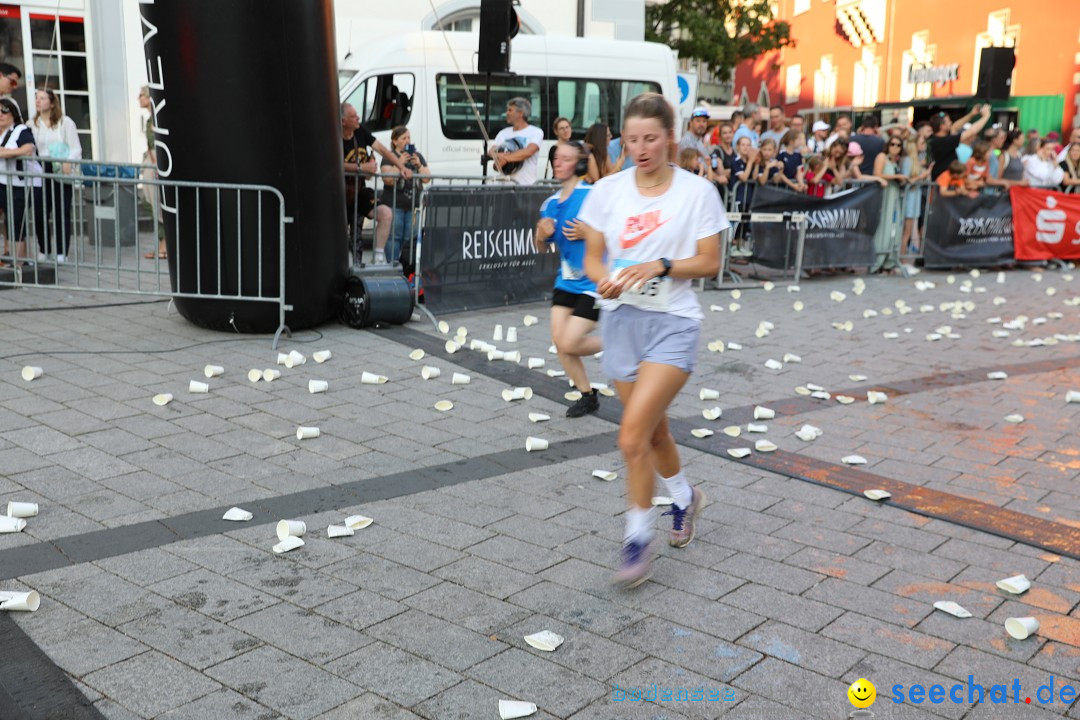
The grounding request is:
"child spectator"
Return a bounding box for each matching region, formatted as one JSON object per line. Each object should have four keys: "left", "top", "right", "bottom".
{"left": 964, "top": 140, "right": 991, "bottom": 193}
{"left": 938, "top": 159, "right": 976, "bottom": 198}
{"left": 776, "top": 130, "right": 806, "bottom": 192}
{"left": 804, "top": 155, "right": 832, "bottom": 198}
{"left": 677, "top": 147, "right": 706, "bottom": 177}
{"left": 731, "top": 135, "right": 759, "bottom": 209}
{"left": 756, "top": 138, "right": 783, "bottom": 186}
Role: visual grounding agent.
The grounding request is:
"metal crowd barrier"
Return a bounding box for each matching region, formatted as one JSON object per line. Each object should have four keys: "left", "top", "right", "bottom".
{"left": 0, "top": 157, "right": 292, "bottom": 347}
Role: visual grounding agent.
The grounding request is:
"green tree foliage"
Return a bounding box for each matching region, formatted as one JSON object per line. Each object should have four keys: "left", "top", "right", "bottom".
{"left": 646, "top": 0, "right": 793, "bottom": 76}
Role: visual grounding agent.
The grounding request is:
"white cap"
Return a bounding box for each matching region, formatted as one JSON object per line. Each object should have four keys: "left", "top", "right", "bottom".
{"left": 812, "top": 120, "right": 830, "bottom": 132}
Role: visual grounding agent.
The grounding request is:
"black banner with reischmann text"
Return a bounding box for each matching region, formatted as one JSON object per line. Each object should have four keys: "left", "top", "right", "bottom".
{"left": 418, "top": 185, "right": 559, "bottom": 315}
{"left": 923, "top": 190, "right": 1015, "bottom": 268}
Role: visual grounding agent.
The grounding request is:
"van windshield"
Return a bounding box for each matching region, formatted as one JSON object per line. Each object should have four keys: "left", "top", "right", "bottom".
{"left": 338, "top": 70, "right": 356, "bottom": 90}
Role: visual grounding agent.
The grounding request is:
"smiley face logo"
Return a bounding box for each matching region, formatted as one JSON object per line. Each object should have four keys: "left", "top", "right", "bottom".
{"left": 848, "top": 678, "right": 876, "bottom": 708}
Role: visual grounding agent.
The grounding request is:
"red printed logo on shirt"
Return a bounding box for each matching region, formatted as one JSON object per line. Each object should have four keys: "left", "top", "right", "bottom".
{"left": 619, "top": 210, "right": 670, "bottom": 249}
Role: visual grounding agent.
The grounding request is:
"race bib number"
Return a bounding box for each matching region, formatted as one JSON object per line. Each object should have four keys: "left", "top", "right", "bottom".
{"left": 561, "top": 259, "right": 584, "bottom": 281}
{"left": 611, "top": 258, "right": 670, "bottom": 311}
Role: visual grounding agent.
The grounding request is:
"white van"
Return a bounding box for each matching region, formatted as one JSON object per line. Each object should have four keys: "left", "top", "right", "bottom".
{"left": 337, "top": 32, "right": 680, "bottom": 178}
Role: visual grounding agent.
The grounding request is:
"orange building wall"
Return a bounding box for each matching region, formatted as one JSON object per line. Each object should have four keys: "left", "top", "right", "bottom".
{"left": 733, "top": 0, "right": 1080, "bottom": 132}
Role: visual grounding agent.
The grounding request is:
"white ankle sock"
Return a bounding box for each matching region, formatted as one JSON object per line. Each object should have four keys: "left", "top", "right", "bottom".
{"left": 374, "top": 249, "right": 386, "bottom": 262}
{"left": 660, "top": 470, "right": 692, "bottom": 510}
{"left": 624, "top": 505, "right": 654, "bottom": 543}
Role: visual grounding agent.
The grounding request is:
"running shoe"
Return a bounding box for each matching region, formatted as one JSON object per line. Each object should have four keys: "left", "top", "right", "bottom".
{"left": 612, "top": 537, "right": 654, "bottom": 589}
{"left": 566, "top": 389, "right": 599, "bottom": 418}
{"left": 662, "top": 486, "right": 706, "bottom": 548}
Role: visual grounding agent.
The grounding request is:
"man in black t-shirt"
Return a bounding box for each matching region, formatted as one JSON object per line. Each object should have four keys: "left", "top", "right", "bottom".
{"left": 341, "top": 102, "right": 412, "bottom": 265}
{"left": 850, "top": 116, "right": 885, "bottom": 175}
{"left": 928, "top": 104, "right": 991, "bottom": 181}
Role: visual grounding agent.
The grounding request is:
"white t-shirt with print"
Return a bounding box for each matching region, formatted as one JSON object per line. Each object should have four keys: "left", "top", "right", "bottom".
{"left": 493, "top": 124, "right": 544, "bottom": 185}
{"left": 577, "top": 166, "right": 728, "bottom": 321}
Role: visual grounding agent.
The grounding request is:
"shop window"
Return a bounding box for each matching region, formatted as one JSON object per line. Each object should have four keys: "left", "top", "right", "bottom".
{"left": 785, "top": 64, "right": 801, "bottom": 104}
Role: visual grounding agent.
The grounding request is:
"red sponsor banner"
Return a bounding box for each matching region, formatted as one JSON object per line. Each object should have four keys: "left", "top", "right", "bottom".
{"left": 29, "top": 13, "right": 84, "bottom": 23}
{"left": 0, "top": 5, "right": 20, "bottom": 19}
{"left": 1010, "top": 187, "right": 1080, "bottom": 261}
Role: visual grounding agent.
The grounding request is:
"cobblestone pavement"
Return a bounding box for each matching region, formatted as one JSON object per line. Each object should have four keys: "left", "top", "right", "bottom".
{"left": 0, "top": 267, "right": 1079, "bottom": 719}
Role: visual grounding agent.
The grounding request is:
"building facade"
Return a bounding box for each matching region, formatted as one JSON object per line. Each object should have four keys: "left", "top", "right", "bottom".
{"left": 733, "top": 0, "right": 1079, "bottom": 134}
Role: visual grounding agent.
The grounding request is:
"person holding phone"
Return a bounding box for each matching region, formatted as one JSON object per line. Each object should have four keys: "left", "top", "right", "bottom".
{"left": 380, "top": 125, "right": 430, "bottom": 266}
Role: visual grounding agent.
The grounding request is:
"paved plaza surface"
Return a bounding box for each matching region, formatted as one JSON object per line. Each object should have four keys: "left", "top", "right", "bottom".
{"left": 0, "top": 267, "right": 1079, "bottom": 719}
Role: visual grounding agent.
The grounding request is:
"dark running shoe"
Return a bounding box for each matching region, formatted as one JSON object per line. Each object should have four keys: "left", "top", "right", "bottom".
{"left": 566, "top": 389, "right": 600, "bottom": 418}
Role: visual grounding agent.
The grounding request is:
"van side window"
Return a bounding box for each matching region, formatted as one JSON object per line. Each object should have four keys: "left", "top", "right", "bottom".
{"left": 437, "top": 74, "right": 543, "bottom": 140}
{"left": 343, "top": 73, "right": 415, "bottom": 132}
{"left": 555, "top": 78, "right": 661, "bottom": 136}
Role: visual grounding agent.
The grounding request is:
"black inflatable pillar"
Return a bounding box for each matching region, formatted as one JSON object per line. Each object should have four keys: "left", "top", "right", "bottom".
{"left": 139, "top": 0, "right": 346, "bottom": 332}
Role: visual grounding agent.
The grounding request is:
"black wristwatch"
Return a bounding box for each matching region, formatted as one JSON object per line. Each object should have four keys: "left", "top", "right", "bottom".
{"left": 658, "top": 257, "right": 672, "bottom": 278}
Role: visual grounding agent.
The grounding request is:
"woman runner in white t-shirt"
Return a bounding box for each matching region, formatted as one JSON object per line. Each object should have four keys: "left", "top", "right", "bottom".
{"left": 578, "top": 93, "right": 728, "bottom": 588}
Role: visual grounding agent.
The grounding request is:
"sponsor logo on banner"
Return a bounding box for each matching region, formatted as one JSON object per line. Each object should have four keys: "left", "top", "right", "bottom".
{"left": 923, "top": 190, "right": 1014, "bottom": 268}
{"left": 1035, "top": 196, "right": 1068, "bottom": 244}
{"left": 1010, "top": 187, "right": 1080, "bottom": 261}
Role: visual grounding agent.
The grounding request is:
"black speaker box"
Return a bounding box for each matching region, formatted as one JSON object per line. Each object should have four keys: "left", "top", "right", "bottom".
{"left": 976, "top": 47, "right": 1015, "bottom": 101}
{"left": 478, "top": 0, "right": 518, "bottom": 74}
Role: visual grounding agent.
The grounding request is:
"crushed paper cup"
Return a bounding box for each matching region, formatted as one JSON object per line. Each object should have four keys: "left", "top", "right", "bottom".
{"left": 754, "top": 439, "right": 777, "bottom": 452}
{"left": 788, "top": 284, "right": 801, "bottom": 293}
{"left": 506, "top": 327, "right": 518, "bottom": 343}
{"left": 730, "top": 289, "right": 742, "bottom": 299}
{"left": 276, "top": 519, "right": 306, "bottom": 541}
{"left": 327, "top": 524, "right": 355, "bottom": 538}
{"left": 6, "top": 502, "right": 37, "bottom": 518}
{"left": 794, "top": 386, "right": 811, "bottom": 396}
{"left": 525, "top": 436, "right": 548, "bottom": 452}
{"left": 523, "top": 630, "right": 564, "bottom": 652}
{"left": 934, "top": 600, "right": 972, "bottom": 618}
{"left": 652, "top": 496, "right": 674, "bottom": 506}
{"left": 503, "top": 351, "right": 522, "bottom": 363}
{"left": 247, "top": 369, "right": 263, "bottom": 383}
{"left": 763, "top": 281, "right": 775, "bottom": 292}
{"left": 729, "top": 302, "right": 741, "bottom": 312}
{"left": 747, "top": 423, "right": 768, "bottom": 433}
{"left": 408, "top": 349, "right": 425, "bottom": 361}
{"left": 308, "top": 380, "right": 329, "bottom": 394}
{"left": 598, "top": 387, "right": 616, "bottom": 397}
{"left": 702, "top": 407, "right": 722, "bottom": 421}
{"left": 188, "top": 380, "right": 209, "bottom": 393}
{"left": 502, "top": 387, "right": 533, "bottom": 402}
{"left": 361, "top": 372, "right": 388, "bottom": 384}
{"left": 996, "top": 574, "right": 1030, "bottom": 594}
{"left": 806, "top": 383, "right": 825, "bottom": 392}
{"left": 1047, "top": 287, "right": 1058, "bottom": 297}
{"left": 753, "top": 406, "right": 775, "bottom": 420}
{"left": 222, "top": 507, "right": 253, "bottom": 522}
{"left": 276, "top": 353, "right": 288, "bottom": 366}
{"left": 987, "top": 371, "right": 1008, "bottom": 380}
{"left": 722, "top": 426, "right": 741, "bottom": 437}
{"left": 842, "top": 455, "right": 868, "bottom": 465}
{"left": 285, "top": 350, "right": 306, "bottom": 368}
{"left": 691, "top": 428, "right": 714, "bottom": 438}
{"left": 204, "top": 365, "right": 224, "bottom": 378}
{"left": 0, "top": 591, "right": 40, "bottom": 612}
{"left": 707, "top": 341, "right": 725, "bottom": 353}
{"left": 764, "top": 359, "right": 783, "bottom": 371}
{"left": 699, "top": 388, "right": 720, "bottom": 401}
{"left": 452, "top": 373, "right": 471, "bottom": 385}
{"left": 783, "top": 353, "right": 802, "bottom": 363}
{"left": 755, "top": 327, "right": 769, "bottom": 339}
{"left": 864, "top": 489, "right": 891, "bottom": 500}
{"left": 152, "top": 393, "right": 173, "bottom": 407}
{"left": 793, "top": 301, "right": 804, "bottom": 312}
{"left": 528, "top": 413, "right": 550, "bottom": 423}
{"left": 1065, "top": 390, "right": 1080, "bottom": 404}
{"left": 523, "top": 315, "right": 538, "bottom": 327}
{"left": 434, "top": 400, "right": 454, "bottom": 412}
{"left": 437, "top": 320, "right": 450, "bottom": 334}
{"left": 832, "top": 321, "right": 855, "bottom": 332}
{"left": 883, "top": 332, "right": 899, "bottom": 339}
{"left": 312, "top": 350, "right": 332, "bottom": 363}
{"left": 709, "top": 304, "right": 724, "bottom": 312}
{"left": 548, "top": 344, "right": 557, "bottom": 354}
{"left": 0, "top": 516, "right": 26, "bottom": 533}
{"left": 849, "top": 374, "right": 868, "bottom": 382}
{"left": 811, "top": 391, "right": 831, "bottom": 400}
{"left": 344, "top": 515, "right": 373, "bottom": 530}
{"left": 296, "top": 426, "right": 320, "bottom": 440}
{"left": 727, "top": 342, "right": 743, "bottom": 350}
{"left": 272, "top": 536, "right": 304, "bottom": 554}
{"left": 836, "top": 395, "right": 855, "bottom": 405}
{"left": 1004, "top": 414, "right": 1024, "bottom": 423}
{"left": 262, "top": 368, "right": 281, "bottom": 382}
{"left": 592, "top": 470, "right": 616, "bottom": 482}
{"left": 727, "top": 448, "right": 752, "bottom": 459}
{"left": 20, "top": 366, "right": 42, "bottom": 381}
{"left": 795, "top": 424, "right": 822, "bottom": 442}
{"left": 421, "top": 366, "right": 441, "bottom": 380}
{"left": 830, "top": 291, "right": 846, "bottom": 302}
{"left": 498, "top": 700, "right": 537, "bottom": 719}
{"left": 445, "top": 340, "right": 461, "bottom": 354}
{"left": 1005, "top": 617, "right": 1039, "bottom": 640}
{"left": 565, "top": 391, "right": 582, "bottom": 401}
{"left": 925, "top": 333, "right": 942, "bottom": 341}
{"left": 527, "top": 357, "right": 545, "bottom": 369}
{"left": 867, "top": 391, "right": 888, "bottom": 405}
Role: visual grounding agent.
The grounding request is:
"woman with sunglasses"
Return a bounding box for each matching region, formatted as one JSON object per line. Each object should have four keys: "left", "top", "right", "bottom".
{"left": 31, "top": 88, "right": 81, "bottom": 263}
{"left": 0, "top": 98, "right": 43, "bottom": 268}
{"left": 870, "top": 135, "right": 907, "bottom": 273}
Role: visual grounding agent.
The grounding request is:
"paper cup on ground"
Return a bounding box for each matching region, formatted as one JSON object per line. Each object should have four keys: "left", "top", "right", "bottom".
{"left": 493, "top": 324, "right": 503, "bottom": 341}
{"left": 20, "top": 366, "right": 42, "bottom": 381}
{"left": 0, "top": 516, "right": 26, "bottom": 533}
{"left": 727, "top": 448, "right": 752, "bottom": 459}
{"left": 652, "top": 496, "right": 673, "bottom": 506}
{"left": 188, "top": 380, "right": 209, "bottom": 393}
{"left": 327, "top": 524, "right": 355, "bottom": 538}
{"left": 753, "top": 406, "right": 775, "bottom": 420}
{"left": 523, "top": 314, "right": 538, "bottom": 327}
{"left": 864, "top": 489, "right": 891, "bottom": 501}
{"left": 247, "top": 369, "right": 263, "bottom": 383}
{"left": 1004, "top": 414, "right": 1024, "bottom": 423}
{"left": 296, "top": 426, "right": 320, "bottom": 440}
{"left": 755, "top": 439, "right": 777, "bottom": 452}
{"left": 0, "top": 591, "right": 40, "bottom": 612}
{"left": 434, "top": 400, "right": 454, "bottom": 412}
{"left": 421, "top": 366, "right": 441, "bottom": 380}
{"left": 408, "top": 348, "right": 425, "bottom": 361}
{"left": 506, "top": 327, "right": 518, "bottom": 343}
{"left": 691, "top": 428, "right": 714, "bottom": 439}
{"left": 527, "top": 357, "right": 545, "bottom": 369}
{"left": 546, "top": 369, "right": 565, "bottom": 378}
{"left": 1066, "top": 390, "right": 1080, "bottom": 404}
{"left": 488, "top": 350, "right": 505, "bottom": 361}
{"left": 1005, "top": 617, "right": 1039, "bottom": 640}
{"left": 262, "top": 368, "right": 281, "bottom": 382}
{"left": 7, "top": 502, "right": 38, "bottom": 518}
{"left": 702, "top": 407, "right": 722, "bottom": 421}
{"left": 344, "top": 515, "right": 373, "bottom": 530}
{"left": 222, "top": 507, "right": 253, "bottom": 522}
{"left": 456, "top": 326, "right": 468, "bottom": 338}
{"left": 152, "top": 393, "right": 173, "bottom": 407}
{"left": 285, "top": 350, "right": 306, "bottom": 368}
{"left": 528, "top": 413, "right": 549, "bottom": 423}
{"left": 934, "top": 600, "right": 972, "bottom": 618}
{"left": 996, "top": 574, "right": 1030, "bottom": 594}
{"left": 765, "top": 359, "right": 783, "bottom": 370}
{"left": 276, "top": 519, "right": 306, "bottom": 541}
{"left": 699, "top": 388, "right": 720, "bottom": 401}
{"left": 842, "top": 455, "right": 868, "bottom": 465}
{"left": 452, "top": 373, "right": 471, "bottom": 385}
{"left": 592, "top": 470, "right": 616, "bottom": 482}
{"left": 361, "top": 371, "right": 387, "bottom": 384}
{"left": 523, "top": 630, "right": 564, "bottom": 651}
{"left": 272, "top": 536, "right": 304, "bottom": 554}
{"left": 499, "top": 700, "right": 537, "bottom": 719}
{"left": 445, "top": 340, "right": 461, "bottom": 354}
{"left": 276, "top": 353, "right": 288, "bottom": 366}
{"left": 503, "top": 351, "right": 522, "bottom": 363}
{"left": 525, "top": 436, "right": 548, "bottom": 452}
{"left": 204, "top": 364, "right": 224, "bottom": 378}
{"left": 723, "top": 426, "right": 741, "bottom": 437}
{"left": 565, "top": 391, "right": 582, "bottom": 401}
{"left": 312, "top": 350, "right": 332, "bottom": 363}
{"left": 747, "top": 423, "right": 768, "bottom": 433}
{"left": 308, "top": 380, "right": 329, "bottom": 394}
